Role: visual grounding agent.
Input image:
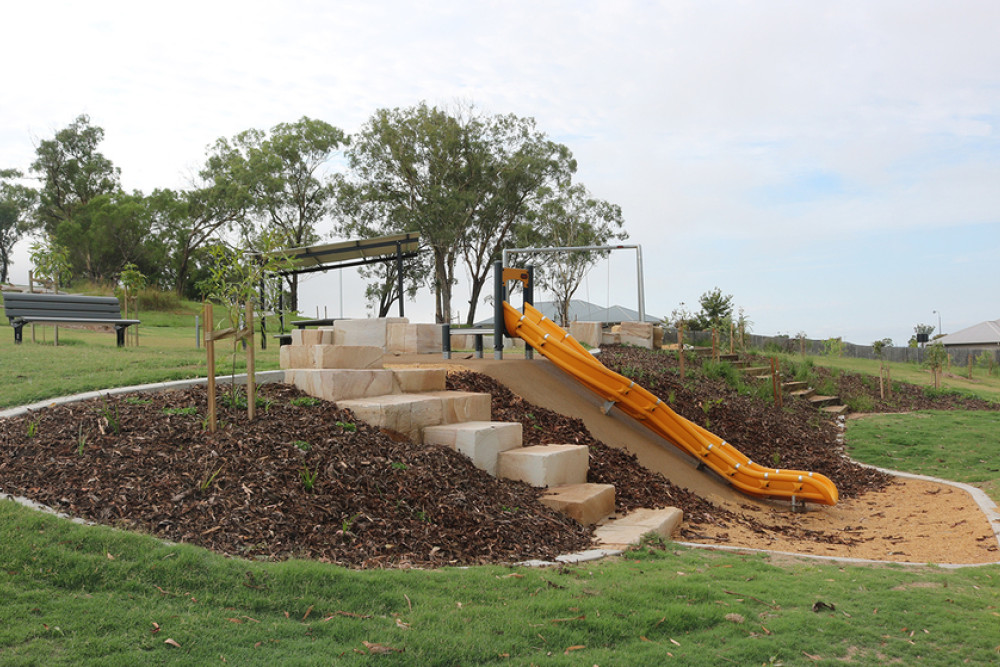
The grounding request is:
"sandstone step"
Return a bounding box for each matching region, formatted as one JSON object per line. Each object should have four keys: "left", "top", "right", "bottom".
{"left": 822, "top": 404, "right": 848, "bottom": 415}
{"left": 280, "top": 344, "right": 384, "bottom": 370}
{"left": 423, "top": 421, "right": 522, "bottom": 476}
{"left": 286, "top": 369, "right": 396, "bottom": 402}
{"left": 539, "top": 483, "right": 615, "bottom": 526}
{"left": 782, "top": 381, "right": 809, "bottom": 392}
{"left": 391, "top": 367, "right": 446, "bottom": 393}
{"left": 421, "top": 390, "right": 491, "bottom": 424}
{"left": 741, "top": 366, "right": 771, "bottom": 375}
{"left": 497, "top": 444, "right": 589, "bottom": 488}
{"left": 336, "top": 391, "right": 490, "bottom": 442}
{"left": 593, "top": 507, "right": 683, "bottom": 547}
{"left": 789, "top": 388, "right": 816, "bottom": 400}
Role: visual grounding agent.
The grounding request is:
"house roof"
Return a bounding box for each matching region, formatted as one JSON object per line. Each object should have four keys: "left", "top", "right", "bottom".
{"left": 936, "top": 319, "right": 1000, "bottom": 346}
{"left": 476, "top": 299, "right": 644, "bottom": 326}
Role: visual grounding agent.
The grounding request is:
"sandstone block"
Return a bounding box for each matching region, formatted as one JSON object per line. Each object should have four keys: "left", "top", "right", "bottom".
{"left": 392, "top": 368, "right": 446, "bottom": 393}
{"left": 568, "top": 321, "right": 603, "bottom": 348}
{"left": 593, "top": 507, "right": 683, "bottom": 546}
{"left": 497, "top": 444, "right": 589, "bottom": 488}
{"left": 539, "top": 483, "right": 615, "bottom": 525}
{"left": 312, "top": 345, "right": 383, "bottom": 369}
{"left": 619, "top": 321, "right": 654, "bottom": 349}
{"left": 336, "top": 393, "right": 442, "bottom": 442}
{"left": 423, "top": 421, "right": 522, "bottom": 475}
{"left": 333, "top": 317, "right": 408, "bottom": 349}
{"left": 279, "top": 345, "right": 313, "bottom": 369}
{"left": 422, "top": 390, "right": 491, "bottom": 424}
{"left": 292, "top": 329, "right": 333, "bottom": 346}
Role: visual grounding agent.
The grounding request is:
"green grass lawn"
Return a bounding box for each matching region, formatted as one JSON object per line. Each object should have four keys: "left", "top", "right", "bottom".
{"left": 846, "top": 411, "right": 1000, "bottom": 503}
{"left": 1, "top": 305, "right": 998, "bottom": 664}
{"left": 1, "top": 501, "right": 997, "bottom": 666}
{"left": 0, "top": 305, "right": 281, "bottom": 409}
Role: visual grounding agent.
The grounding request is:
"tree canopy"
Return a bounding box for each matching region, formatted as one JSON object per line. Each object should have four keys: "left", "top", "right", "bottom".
{"left": 0, "top": 169, "right": 38, "bottom": 283}
{"left": 517, "top": 183, "right": 627, "bottom": 326}
{"left": 336, "top": 102, "right": 579, "bottom": 324}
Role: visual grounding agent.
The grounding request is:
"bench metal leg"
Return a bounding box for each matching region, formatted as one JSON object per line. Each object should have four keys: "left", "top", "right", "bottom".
{"left": 14, "top": 323, "right": 23, "bottom": 344}
{"left": 116, "top": 326, "right": 126, "bottom": 347}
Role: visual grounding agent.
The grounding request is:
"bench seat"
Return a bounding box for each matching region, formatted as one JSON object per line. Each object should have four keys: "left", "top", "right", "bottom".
{"left": 3, "top": 292, "right": 140, "bottom": 347}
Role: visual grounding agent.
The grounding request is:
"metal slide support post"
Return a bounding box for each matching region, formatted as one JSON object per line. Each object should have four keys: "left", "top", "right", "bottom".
{"left": 442, "top": 324, "right": 451, "bottom": 359}
{"left": 524, "top": 265, "right": 534, "bottom": 360}
{"left": 493, "top": 259, "right": 504, "bottom": 360}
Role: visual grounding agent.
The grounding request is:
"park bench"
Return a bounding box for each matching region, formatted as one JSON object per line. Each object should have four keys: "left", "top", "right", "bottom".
{"left": 2, "top": 292, "right": 140, "bottom": 347}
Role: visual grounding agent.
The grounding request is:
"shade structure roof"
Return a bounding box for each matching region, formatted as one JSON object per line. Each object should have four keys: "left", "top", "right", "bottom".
{"left": 267, "top": 232, "right": 421, "bottom": 276}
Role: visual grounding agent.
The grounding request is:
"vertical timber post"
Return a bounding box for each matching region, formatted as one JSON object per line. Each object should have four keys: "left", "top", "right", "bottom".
{"left": 205, "top": 302, "right": 217, "bottom": 433}
{"left": 246, "top": 300, "right": 256, "bottom": 422}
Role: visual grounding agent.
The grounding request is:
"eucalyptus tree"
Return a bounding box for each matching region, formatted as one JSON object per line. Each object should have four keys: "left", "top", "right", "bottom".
{"left": 457, "top": 109, "right": 576, "bottom": 325}
{"left": 215, "top": 117, "right": 347, "bottom": 311}
{"left": 150, "top": 149, "right": 251, "bottom": 298}
{"left": 337, "top": 102, "right": 575, "bottom": 324}
{"left": 336, "top": 103, "right": 470, "bottom": 323}
{"left": 0, "top": 169, "right": 38, "bottom": 283}
{"left": 518, "top": 183, "right": 626, "bottom": 326}
{"left": 30, "top": 114, "right": 121, "bottom": 237}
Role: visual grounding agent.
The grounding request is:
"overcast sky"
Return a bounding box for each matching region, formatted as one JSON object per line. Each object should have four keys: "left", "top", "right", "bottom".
{"left": 2, "top": 0, "right": 998, "bottom": 345}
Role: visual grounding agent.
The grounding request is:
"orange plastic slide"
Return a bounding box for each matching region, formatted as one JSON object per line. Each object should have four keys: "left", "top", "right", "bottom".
{"left": 503, "top": 302, "right": 839, "bottom": 506}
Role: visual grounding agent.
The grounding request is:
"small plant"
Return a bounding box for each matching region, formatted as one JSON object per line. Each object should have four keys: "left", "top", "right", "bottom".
{"left": 163, "top": 406, "right": 198, "bottom": 416}
{"left": 290, "top": 396, "right": 322, "bottom": 407}
{"left": 99, "top": 397, "right": 121, "bottom": 435}
{"left": 76, "top": 425, "right": 87, "bottom": 455}
{"left": 923, "top": 343, "right": 949, "bottom": 390}
{"left": 823, "top": 337, "right": 845, "bottom": 357}
{"left": 200, "top": 466, "right": 223, "bottom": 493}
{"left": 335, "top": 420, "right": 357, "bottom": 432}
{"left": 501, "top": 505, "right": 520, "bottom": 514}
{"left": 293, "top": 440, "right": 311, "bottom": 452}
{"left": 340, "top": 512, "right": 361, "bottom": 535}
{"left": 771, "top": 451, "right": 781, "bottom": 468}
{"left": 300, "top": 466, "right": 318, "bottom": 492}
{"left": 415, "top": 509, "right": 430, "bottom": 523}
{"left": 26, "top": 419, "right": 39, "bottom": 438}
{"left": 391, "top": 461, "right": 408, "bottom": 471}
{"left": 124, "top": 396, "right": 152, "bottom": 406}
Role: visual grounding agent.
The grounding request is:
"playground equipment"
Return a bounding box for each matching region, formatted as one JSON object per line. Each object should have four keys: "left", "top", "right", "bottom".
{"left": 496, "top": 262, "right": 839, "bottom": 507}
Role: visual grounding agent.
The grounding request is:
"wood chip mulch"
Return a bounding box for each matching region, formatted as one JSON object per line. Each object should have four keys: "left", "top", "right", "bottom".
{"left": 0, "top": 384, "right": 593, "bottom": 568}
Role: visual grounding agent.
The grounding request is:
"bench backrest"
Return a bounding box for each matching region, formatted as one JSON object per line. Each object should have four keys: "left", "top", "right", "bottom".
{"left": 2, "top": 292, "right": 124, "bottom": 320}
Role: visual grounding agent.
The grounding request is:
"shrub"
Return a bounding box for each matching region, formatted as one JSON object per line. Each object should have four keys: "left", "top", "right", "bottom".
{"left": 844, "top": 394, "right": 874, "bottom": 413}
{"left": 137, "top": 288, "right": 182, "bottom": 312}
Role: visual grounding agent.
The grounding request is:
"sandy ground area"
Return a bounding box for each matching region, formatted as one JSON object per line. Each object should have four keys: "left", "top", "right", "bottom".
{"left": 680, "top": 476, "right": 999, "bottom": 564}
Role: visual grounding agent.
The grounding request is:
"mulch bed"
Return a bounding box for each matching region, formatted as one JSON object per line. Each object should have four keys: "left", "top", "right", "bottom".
{"left": 2, "top": 347, "right": 992, "bottom": 568}
{"left": 0, "top": 384, "right": 592, "bottom": 568}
